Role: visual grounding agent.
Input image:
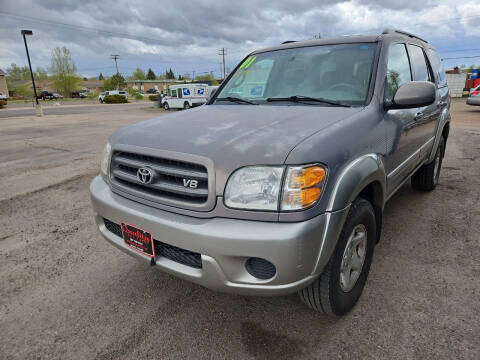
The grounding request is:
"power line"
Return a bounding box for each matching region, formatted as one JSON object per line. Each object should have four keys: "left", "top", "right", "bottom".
{"left": 442, "top": 55, "right": 480, "bottom": 60}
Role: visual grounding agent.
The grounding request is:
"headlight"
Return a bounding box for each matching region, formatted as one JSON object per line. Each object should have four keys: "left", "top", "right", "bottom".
{"left": 281, "top": 165, "right": 326, "bottom": 210}
{"left": 224, "top": 164, "right": 327, "bottom": 211}
{"left": 100, "top": 141, "right": 112, "bottom": 176}
{"left": 224, "top": 166, "right": 284, "bottom": 210}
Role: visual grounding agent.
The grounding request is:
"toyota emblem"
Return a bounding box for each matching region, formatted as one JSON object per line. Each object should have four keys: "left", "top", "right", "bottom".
{"left": 137, "top": 167, "right": 154, "bottom": 184}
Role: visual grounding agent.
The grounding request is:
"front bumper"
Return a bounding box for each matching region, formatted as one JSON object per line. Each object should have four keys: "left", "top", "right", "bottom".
{"left": 90, "top": 175, "right": 348, "bottom": 296}
{"left": 467, "top": 97, "right": 480, "bottom": 106}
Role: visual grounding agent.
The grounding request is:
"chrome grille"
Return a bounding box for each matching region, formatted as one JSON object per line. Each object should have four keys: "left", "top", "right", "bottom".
{"left": 110, "top": 151, "right": 209, "bottom": 206}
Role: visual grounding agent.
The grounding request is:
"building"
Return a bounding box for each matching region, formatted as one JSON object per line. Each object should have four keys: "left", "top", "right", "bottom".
{"left": 81, "top": 80, "right": 104, "bottom": 92}
{"left": 0, "top": 69, "right": 8, "bottom": 97}
{"left": 126, "top": 79, "right": 187, "bottom": 94}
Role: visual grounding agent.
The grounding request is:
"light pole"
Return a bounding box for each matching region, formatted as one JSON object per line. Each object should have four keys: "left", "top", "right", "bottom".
{"left": 21, "top": 30, "right": 39, "bottom": 106}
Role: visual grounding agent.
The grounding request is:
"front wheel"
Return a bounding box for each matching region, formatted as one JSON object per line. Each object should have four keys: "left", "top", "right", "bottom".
{"left": 163, "top": 102, "right": 170, "bottom": 110}
{"left": 411, "top": 137, "right": 445, "bottom": 191}
{"left": 299, "top": 197, "right": 376, "bottom": 316}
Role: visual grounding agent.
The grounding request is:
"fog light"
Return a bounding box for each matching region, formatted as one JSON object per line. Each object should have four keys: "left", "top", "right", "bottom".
{"left": 245, "top": 257, "right": 276, "bottom": 280}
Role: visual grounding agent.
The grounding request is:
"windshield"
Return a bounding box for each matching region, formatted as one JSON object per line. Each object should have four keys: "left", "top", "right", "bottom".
{"left": 216, "top": 43, "right": 377, "bottom": 105}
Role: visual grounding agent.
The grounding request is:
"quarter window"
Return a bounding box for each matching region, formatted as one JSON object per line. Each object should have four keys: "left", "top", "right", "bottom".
{"left": 385, "top": 43, "right": 412, "bottom": 101}
{"left": 407, "top": 44, "right": 431, "bottom": 82}
{"left": 427, "top": 49, "right": 447, "bottom": 87}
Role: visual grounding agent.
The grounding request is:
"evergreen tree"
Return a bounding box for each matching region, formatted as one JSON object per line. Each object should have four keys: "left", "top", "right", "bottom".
{"left": 146, "top": 68, "right": 156, "bottom": 80}
{"left": 98, "top": 73, "right": 104, "bottom": 80}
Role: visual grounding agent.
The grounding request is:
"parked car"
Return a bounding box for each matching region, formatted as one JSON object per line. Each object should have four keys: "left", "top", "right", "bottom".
{"left": 146, "top": 88, "right": 159, "bottom": 94}
{"left": 38, "top": 91, "right": 54, "bottom": 100}
{"left": 467, "top": 85, "right": 480, "bottom": 106}
{"left": 72, "top": 91, "right": 87, "bottom": 98}
{"left": 52, "top": 93, "right": 63, "bottom": 99}
{"left": 98, "top": 90, "right": 128, "bottom": 103}
{"left": 90, "top": 29, "right": 451, "bottom": 316}
{"left": 0, "top": 92, "right": 7, "bottom": 102}
{"left": 161, "top": 83, "right": 209, "bottom": 110}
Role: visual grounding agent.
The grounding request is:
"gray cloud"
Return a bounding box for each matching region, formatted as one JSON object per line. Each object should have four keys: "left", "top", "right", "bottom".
{"left": 0, "top": 0, "right": 477, "bottom": 77}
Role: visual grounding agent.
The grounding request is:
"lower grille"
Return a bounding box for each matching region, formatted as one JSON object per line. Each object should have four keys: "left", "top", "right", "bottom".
{"left": 103, "top": 218, "right": 202, "bottom": 269}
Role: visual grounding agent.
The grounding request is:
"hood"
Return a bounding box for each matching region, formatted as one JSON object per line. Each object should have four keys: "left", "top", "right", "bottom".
{"left": 111, "top": 104, "right": 363, "bottom": 190}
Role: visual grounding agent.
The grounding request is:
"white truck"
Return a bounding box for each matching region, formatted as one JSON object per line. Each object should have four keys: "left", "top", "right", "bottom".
{"left": 98, "top": 90, "right": 128, "bottom": 103}
{"left": 161, "top": 83, "right": 211, "bottom": 110}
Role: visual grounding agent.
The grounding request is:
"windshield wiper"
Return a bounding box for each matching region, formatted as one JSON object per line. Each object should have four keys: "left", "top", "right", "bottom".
{"left": 215, "top": 96, "right": 258, "bottom": 105}
{"left": 266, "top": 95, "right": 350, "bottom": 107}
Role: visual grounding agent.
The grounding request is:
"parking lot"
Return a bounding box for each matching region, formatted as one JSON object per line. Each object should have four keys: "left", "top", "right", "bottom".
{"left": 1, "top": 100, "right": 479, "bottom": 359}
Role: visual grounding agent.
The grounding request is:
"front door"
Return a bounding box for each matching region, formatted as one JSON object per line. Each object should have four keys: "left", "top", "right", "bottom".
{"left": 383, "top": 43, "right": 422, "bottom": 195}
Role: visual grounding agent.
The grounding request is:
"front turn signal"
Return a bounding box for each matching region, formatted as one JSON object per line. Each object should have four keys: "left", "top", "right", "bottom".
{"left": 281, "top": 165, "right": 327, "bottom": 210}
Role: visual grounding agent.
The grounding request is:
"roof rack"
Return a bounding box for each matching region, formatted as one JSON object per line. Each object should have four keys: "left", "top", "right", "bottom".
{"left": 382, "top": 28, "right": 428, "bottom": 43}
{"left": 281, "top": 40, "right": 296, "bottom": 44}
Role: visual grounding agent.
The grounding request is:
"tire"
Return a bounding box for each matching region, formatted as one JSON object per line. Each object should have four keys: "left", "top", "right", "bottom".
{"left": 99, "top": 98, "right": 103, "bottom": 104}
{"left": 183, "top": 102, "right": 191, "bottom": 110}
{"left": 163, "top": 102, "right": 170, "bottom": 110}
{"left": 411, "top": 137, "right": 445, "bottom": 191}
{"left": 299, "top": 198, "right": 376, "bottom": 316}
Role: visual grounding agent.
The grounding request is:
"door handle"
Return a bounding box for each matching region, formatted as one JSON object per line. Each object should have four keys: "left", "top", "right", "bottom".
{"left": 414, "top": 112, "right": 423, "bottom": 121}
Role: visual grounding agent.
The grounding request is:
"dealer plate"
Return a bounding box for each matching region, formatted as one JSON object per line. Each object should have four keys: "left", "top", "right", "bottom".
{"left": 120, "top": 221, "right": 155, "bottom": 258}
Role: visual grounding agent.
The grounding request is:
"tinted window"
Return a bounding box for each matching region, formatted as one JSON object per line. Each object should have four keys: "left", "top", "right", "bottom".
{"left": 217, "top": 43, "right": 377, "bottom": 105}
{"left": 407, "top": 44, "right": 431, "bottom": 82}
{"left": 427, "top": 49, "right": 447, "bottom": 87}
{"left": 385, "top": 43, "right": 412, "bottom": 101}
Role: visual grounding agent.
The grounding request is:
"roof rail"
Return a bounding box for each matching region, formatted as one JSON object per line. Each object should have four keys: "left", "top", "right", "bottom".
{"left": 281, "top": 40, "right": 296, "bottom": 44}
{"left": 382, "top": 28, "right": 428, "bottom": 43}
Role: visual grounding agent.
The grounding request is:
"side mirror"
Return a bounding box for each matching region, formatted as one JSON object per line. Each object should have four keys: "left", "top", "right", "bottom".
{"left": 389, "top": 81, "right": 436, "bottom": 109}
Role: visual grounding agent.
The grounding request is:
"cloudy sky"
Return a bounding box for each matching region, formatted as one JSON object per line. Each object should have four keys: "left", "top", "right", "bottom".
{"left": 1, "top": 0, "right": 479, "bottom": 79}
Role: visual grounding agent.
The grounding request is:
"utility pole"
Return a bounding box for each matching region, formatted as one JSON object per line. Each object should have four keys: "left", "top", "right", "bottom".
{"left": 192, "top": 70, "right": 196, "bottom": 81}
{"left": 21, "top": 30, "right": 39, "bottom": 107}
{"left": 218, "top": 48, "right": 226, "bottom": 79}
{"left": 110, "top": 54, "right": 120, "bottom": 73}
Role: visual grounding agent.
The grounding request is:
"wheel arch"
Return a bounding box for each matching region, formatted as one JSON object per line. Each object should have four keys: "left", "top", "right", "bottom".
{"left": 327, "top": 154, "right": 386, "bottom": 213}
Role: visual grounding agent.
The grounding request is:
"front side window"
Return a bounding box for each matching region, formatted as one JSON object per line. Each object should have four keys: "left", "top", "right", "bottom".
{"left": 385, "top": 43, "right": 412, "bottom": 102}
{"left": 407, "top": 44, "right": 431, "bottom": 82}
{"left": 216, "top": 43, "right": 377, "bottom": 105}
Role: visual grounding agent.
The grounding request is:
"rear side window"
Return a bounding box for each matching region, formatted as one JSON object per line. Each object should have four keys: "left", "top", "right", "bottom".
{"left": 385, "top": 43, "right": 412, "bottom": 101}
{"left": 427, "top": 49, "right": 447, "bottom": 88}
{"left": 407, "top": 44, "right": 431, "bottom": 82}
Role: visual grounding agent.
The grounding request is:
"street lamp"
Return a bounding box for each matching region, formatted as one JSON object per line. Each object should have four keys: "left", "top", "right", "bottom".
{"left": 21, "top": 29, "right": 39, "bottom": 106}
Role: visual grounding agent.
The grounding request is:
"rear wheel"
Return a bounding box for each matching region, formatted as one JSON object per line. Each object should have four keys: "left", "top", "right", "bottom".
{"left": 183, "top": 101, "right": 191, "bottom": 110}
{"left": 411, "top": 137, "right": 445, "bottom": 191}
{"left": 299, "top": 198, "right": 376, "bottom": 316}
{"left": 163, "top": 102, "right": 170, "bottom": 110}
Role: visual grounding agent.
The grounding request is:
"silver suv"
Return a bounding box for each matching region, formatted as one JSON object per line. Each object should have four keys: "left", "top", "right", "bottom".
{"left": 90, "top": 30, "right": 450, "bottom": 315}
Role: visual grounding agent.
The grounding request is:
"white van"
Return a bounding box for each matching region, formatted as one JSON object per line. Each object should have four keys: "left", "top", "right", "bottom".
{"left": 161, "top": 83, "right": 208, "bottom": 110}
{"left": 98, "top": 90, "right": 128, "bottom": 103}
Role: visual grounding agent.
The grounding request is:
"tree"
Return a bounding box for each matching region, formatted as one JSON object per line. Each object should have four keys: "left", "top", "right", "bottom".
{"left": 195, "top": 73, "right": 219, "bottom": 85}
{"left": 35, "top": 66, "right": 49, "bottom": 81}
{"left": 98, "top": 73, "right": 104, "bottom": 80}
{"left": 146, "top": 68, "right": 156, "bottom": 80}
{"left": 178, "top": 74, "right": 184, "bottom": 80}
{"left": 6, "top": 63, "right": 30, "bottom": 81}
{"left": 13, "top": 83, "right": 34, "bottom": 98}
{"left": 129, "top": 67, "right": 146, "bottom": 80}
{"left": 50, "top": 46, "right": 82, "bottom": 96}
{"left": 166, "top": 68, "right": 175, "bottom": 79}
{"left": 103, "top": 73, "right": 126, "bottom": 91}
